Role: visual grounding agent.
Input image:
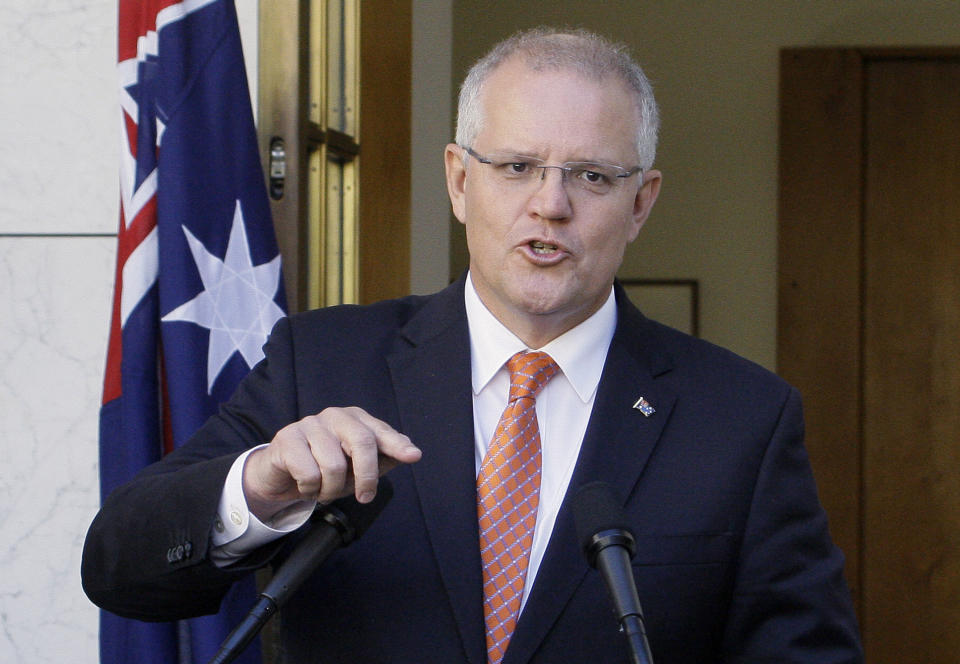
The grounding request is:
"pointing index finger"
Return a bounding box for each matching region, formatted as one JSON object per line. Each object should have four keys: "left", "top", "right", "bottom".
{"left": 335, "top": 408, "right": 421, "bottom": 502}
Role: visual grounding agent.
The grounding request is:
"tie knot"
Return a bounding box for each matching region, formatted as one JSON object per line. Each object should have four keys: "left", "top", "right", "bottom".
{"left": 506, "top": 351, "right": 559, "bottom": 402}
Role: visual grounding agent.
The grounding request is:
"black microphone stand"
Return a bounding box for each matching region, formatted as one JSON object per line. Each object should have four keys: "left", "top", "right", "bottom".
{"left": 208, "top": 505, "right": 353, "bottom": 664}
{"left": 589, "top": 529, "right": 654, "bottom": 664}
{"left": 208, "top": 480, "right": 393, "bottom": 664}
{"left": 573, "top": 481, "right": 655, "bottom": 664}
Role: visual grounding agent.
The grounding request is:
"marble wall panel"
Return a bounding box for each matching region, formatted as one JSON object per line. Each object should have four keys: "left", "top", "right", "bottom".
{"left": 0, "top": 236, "right": 114, "bottom": 663}
{"left": 0, "top": 0, "right": 117, "bottom": 235}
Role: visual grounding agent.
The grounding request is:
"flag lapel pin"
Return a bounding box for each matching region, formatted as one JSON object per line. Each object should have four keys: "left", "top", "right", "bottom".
{"left": 632, "top": 396, "right": 656, "bottom": 417}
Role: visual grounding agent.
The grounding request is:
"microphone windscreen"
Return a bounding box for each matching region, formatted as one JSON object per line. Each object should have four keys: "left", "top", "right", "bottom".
{"left": 320, "top": 477, "right": 394, "bottom": 544}
{"left": 571, "top": 481, "right": 630, "bottom": 554}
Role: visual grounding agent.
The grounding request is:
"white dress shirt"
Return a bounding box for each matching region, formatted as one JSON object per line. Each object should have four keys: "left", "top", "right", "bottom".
{"left": 465, "top": 274, "right": 615, "bottom": 608}
{"left": 211, "top": 273, "right": 617, "bottom": 596}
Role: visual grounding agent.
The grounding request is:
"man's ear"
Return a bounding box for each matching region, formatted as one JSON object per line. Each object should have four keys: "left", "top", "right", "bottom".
{"left": 444, "top": 144, "right": 468, "bottom": 224}
{"left": 628, "top": 169, "right": 662, "bottom": 241}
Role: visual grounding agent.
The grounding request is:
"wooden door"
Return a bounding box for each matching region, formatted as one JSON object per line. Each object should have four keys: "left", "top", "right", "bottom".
{"left": 779, "top": 49, "right": 960, "bottom": 663}
{"left": 257, "top": 0, "right": 411, "bottom": 313}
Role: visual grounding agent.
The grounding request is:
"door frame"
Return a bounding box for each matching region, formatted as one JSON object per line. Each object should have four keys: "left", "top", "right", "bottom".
{"left": 257, "top": 1, "right": 412, "bottom": 312}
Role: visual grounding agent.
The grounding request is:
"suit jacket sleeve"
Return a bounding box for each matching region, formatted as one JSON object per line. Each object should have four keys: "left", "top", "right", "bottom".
{"left": 722, "top": 387, "right": 862, "bottom": 662}
{"left": 81, "top": 316, "right": 303, "bottom": 621}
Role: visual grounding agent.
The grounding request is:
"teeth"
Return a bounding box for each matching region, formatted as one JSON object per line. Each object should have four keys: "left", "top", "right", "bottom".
{"left": 531, "top": 241, "right": 558, "bottom": 254}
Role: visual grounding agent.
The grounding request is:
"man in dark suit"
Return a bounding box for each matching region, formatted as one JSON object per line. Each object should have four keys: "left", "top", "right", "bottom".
{"left": 83, "top": 28, "right": 863, "bottom": 663}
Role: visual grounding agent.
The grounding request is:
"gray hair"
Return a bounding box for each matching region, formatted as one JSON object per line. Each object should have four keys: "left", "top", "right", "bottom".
{"left": 455, "top": 27, "right": 659, "bottom": 170}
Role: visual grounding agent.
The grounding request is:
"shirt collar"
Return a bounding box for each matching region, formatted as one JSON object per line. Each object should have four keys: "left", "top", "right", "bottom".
{"left": 464, "top": 272, "right": 617, "bottom": 403}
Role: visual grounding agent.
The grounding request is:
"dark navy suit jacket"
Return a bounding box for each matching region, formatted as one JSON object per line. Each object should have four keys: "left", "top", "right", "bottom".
{"left": 83, "top": 276, "right": 863, "bottom": 663}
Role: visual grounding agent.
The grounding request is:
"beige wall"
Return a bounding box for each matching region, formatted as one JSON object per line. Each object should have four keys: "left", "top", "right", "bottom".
{"left": 449, "top": 0, "right": 960, "bottom": 370}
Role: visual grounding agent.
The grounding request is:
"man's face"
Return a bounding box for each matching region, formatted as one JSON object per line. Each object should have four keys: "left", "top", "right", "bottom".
{"left": 445, "top": 58, "right": 661, "bottom": 347}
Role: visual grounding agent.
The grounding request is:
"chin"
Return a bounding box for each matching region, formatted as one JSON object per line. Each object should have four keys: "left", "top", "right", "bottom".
{"left": 514, "top": 290, "right": 575, "bottom": 318}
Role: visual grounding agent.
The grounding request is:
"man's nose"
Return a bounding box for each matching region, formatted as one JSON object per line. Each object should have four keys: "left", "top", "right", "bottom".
{"left": 527, "top": 166, "right": 573, "bottom": 220}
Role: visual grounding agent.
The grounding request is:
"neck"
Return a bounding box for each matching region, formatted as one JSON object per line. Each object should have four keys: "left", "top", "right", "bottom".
{"left": 463, "top": 271, "right": 616, "bottom": 350}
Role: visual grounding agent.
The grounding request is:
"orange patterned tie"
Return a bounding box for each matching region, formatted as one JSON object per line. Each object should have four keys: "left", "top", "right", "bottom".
{"left": 477, "top": 351, "right": 560, "bottom": 664}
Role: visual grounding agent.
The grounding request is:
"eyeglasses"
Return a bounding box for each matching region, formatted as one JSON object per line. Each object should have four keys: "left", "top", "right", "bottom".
{"left": 461, "top": 146, "right": 642, "bottom": 196}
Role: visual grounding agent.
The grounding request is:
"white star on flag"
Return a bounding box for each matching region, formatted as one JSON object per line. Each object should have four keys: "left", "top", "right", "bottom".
{"left": 162, "top": 200, "right": 285, "bottom": 393}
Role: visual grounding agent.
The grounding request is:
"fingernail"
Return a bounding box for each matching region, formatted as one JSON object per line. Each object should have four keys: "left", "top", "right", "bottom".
{"left": 358, "top": 491, "right": 374, "bottom": 504}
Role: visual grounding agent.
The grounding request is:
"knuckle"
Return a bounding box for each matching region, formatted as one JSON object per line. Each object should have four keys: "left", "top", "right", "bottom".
{"left": 349, "top": 430, "right": 379, "bottom": 451}
{"left": 324, "top": 455, "right": 349, "bottom": 475}
{"left": 295, "top": 476, "right": 321, "bottom": 496}
{"left": 303, "top": 412, "right": 329, "bottom": 429}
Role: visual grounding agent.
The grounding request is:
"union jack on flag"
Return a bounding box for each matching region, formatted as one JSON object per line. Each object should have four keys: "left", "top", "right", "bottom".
{"left": 99, "top": 0, "right": 284, "bottom": 662}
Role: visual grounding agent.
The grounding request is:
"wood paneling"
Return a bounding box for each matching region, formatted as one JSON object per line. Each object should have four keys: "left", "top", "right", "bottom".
{"left": 779, "top": 49, "right": 960, "bottom": 663}
{"left": 861, "top": 58, "right": 960, "bottom": 661}
{"left": 777, "top": 48, "right": 865, "bottom": 606}
{"left": 358, "top": 1, "right": 411, "bottom": 304}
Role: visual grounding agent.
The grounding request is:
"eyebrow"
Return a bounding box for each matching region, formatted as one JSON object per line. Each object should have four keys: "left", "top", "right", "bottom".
{"left": 488, "top": 150, "right": 616, "bottom": 165}
{"left": 485, "top": 148, "right": 542, "bottom": 159}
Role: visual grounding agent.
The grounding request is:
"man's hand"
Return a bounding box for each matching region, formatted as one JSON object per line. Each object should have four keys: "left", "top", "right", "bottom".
{"left": 242, "top": 406, "right": 421, "bottom": 521}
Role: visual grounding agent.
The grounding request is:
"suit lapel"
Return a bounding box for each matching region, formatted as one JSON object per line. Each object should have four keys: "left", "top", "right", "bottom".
{"left": 504, "top": 292, "right": 678, "bottom": 664}
{"left": 386, "top": 279, "right": 488, "bottom": 664}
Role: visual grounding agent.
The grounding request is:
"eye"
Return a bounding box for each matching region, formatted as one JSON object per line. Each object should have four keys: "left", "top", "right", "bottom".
{"left": 491, "top": 158, "right": 536, "bottom": 178}
{"left": 574, "top": 167, "right": 613, "bottom": 186}
{"left": 580, "top": 170, "right": 608, "bottom": 184}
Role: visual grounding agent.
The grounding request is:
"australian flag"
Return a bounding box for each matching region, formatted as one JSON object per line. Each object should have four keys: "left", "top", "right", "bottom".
{"left": 99, "top": 0, "right": 285, "bottom": 662}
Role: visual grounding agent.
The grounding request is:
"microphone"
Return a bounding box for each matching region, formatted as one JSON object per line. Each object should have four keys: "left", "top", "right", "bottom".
{"left": 209, "top": 479, "right": 394, "bottom": 664}
{"left": 572, "top": 481, "right": 654, "bottom": 664}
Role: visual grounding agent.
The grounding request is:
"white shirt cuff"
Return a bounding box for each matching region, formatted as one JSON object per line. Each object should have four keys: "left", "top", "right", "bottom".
{"left": 210, "top": 445, "right": 316, "bottom": 567}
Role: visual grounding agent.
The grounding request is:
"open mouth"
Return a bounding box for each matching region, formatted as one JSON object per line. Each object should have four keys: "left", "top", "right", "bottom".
{"left": 530, "top": 240, "right": 559, "bottom": 255}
